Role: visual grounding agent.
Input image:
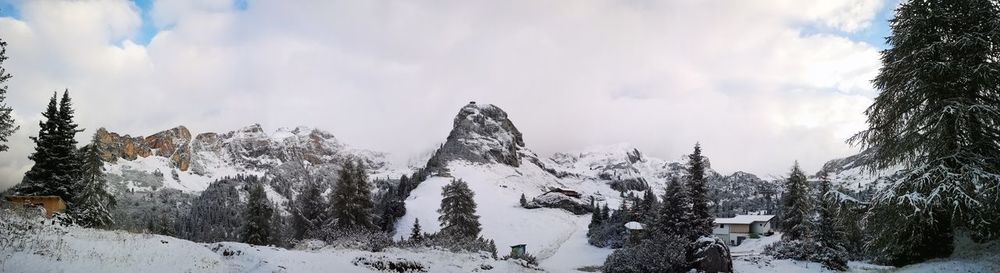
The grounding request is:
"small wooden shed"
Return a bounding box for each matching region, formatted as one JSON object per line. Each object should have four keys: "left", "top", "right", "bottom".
{"left": 509, "top": 244, "right": 526, "bottom": 257}
{"left": 5, "top": 195, "right": 66, "bottom": 218}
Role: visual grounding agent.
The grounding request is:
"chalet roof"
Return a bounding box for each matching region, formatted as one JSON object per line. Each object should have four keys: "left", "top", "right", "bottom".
{"left": 624, "top": 221, "right": 643, "bottom": 230}
{"left": 714, "top": 215, "right": 774, "bottom": 225}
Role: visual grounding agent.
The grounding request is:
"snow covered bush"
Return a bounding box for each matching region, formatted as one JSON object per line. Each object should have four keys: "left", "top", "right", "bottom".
{"left": 351, "top": 256, "right": 426, "bottom": 272}
{"left": 322, "top": 228, "right": 393, "bottom": 252}
{"left": 0, "top": 206, "right": 69, "bottom": 266}
{"left": 602, "top": 235, "right": 688, "bottom": 273}
{"left": 502, "top": 252, "right": 538, "bottom": 267}
{"left": 763, "top": 239, "right": 847, "bottom": 271}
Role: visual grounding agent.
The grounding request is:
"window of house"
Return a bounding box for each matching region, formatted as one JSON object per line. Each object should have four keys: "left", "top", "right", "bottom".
{"left": 719, "top": 224, "right": 724, "bottom": 228}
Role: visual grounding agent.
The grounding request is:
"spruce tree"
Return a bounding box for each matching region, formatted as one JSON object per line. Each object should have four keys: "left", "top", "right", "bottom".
{"left": 330, "top": 160, "right": 374, "bottom": 231}
{"left": 654, "top": 177, "right": 694, "bottom": 237}
{"left": 68, "top": 134, "right": 115, "bottom": 228}
{"left": 409, "top": 218, "right": 423, "bottom": 242}
{"left": 437, "top": 178, "right": 481, "bottom": 239}
{"left": 816, "top": 171, "right": 844, "bottom": 250}
{"left": 640, "top": 189, "right": 658, "bottom": 223}
{"left": 242, "top": 181, "right": 273, "bottom": 245}
{"left": 589, "top": 204, "right": 603, "bottom": 229}
{"left": 292, "top": 178, "right": 327, "bottom": 239}
{"left": 685, "top": 143, "right": 712, "bottom": 239}
{"left": 779, "top": 162, "right": 813, "bottom": 241}
{"left": 519, "top": 193, "right": 528, "bottom": 207}
{"left": 16, "top": 93, "right": 60, "bottom": 197}
{"left": 0, "top": 38, "right": 18, "bottom": 152}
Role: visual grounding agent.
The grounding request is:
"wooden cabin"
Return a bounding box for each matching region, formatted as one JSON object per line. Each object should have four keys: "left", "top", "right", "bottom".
{"left": 5, "top": 196, "right": 66, "bottom": 218}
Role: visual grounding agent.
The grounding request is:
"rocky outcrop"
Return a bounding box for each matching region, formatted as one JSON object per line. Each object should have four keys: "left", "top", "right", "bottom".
{"left": 95, "top": 126, "right": 193, "bottom": 171}
{"left": 426, "top": 102, "right": 527, "bottom": 172}
{"left": 528, "top": 192, "right": 592, "bottom": 215}
{"left": 96, "top": 124, "right": 388, "bottom": 178}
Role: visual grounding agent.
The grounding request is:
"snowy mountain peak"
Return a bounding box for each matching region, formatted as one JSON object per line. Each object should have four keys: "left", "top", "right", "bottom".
{"left": 425, "top": 102, "right": 527, "bottom": 171}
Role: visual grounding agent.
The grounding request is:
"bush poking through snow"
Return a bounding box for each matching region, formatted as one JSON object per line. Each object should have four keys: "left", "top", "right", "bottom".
{"left": 322, "top": 228, "right": 393, "bottom": 252}
{"left": 763, "top": 239, "right": 848, "bottom": 271}
{"left": 351, "top": 256, "right": 427, "bottom": 273}
{"left": 503, "top": 252, "right": 538, "bottom": 267}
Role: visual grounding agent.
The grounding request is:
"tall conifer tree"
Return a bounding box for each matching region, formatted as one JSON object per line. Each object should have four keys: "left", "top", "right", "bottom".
{"left": 685, "top": 143, "right": 712, "bottom": 239}
{"left": 437, "top": 178, "right": 481, "bottom": 239}
{"left": 330, "top": 160, "right": 374, "bottom": 231}
{"left": 849, "top": 0, "right": 1000, "bottom": 265}
{"left": 16, "top": 93, "right": 60, "bottom": 197}
{"left": 292, "top": 178, "right": 327, "bottom": 239}
{"left": 780, "top": 162, "right": 812, "bottom": 241}
{"left": 0, "top": 38, "right": 18, "bottom": 152}
{"left": 242, "top": 181, "right": 273, "bottom": 245}
{"left": 69, "top": 133, "right": 115, "bottom": 228}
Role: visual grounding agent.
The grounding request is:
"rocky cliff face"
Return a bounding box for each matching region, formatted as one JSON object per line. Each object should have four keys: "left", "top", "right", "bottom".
{"left": 97, "top": 124, "right": 393, "bottom": 196}
{"left": 95, "top": 126, "right": 193, "bottom": 171}
{"left": 425, "top": 102, "right": 528, "bottom": 172}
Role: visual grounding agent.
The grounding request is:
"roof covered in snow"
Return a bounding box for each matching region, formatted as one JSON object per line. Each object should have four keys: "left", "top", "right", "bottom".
{"left": 714, "top": 215, "right": 774, "bottom": 225}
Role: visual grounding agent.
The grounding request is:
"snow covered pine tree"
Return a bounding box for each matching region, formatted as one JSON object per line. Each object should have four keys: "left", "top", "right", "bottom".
{"left": 437, "top": 178, "right": 481, "bottom": 239}
{"left": 68, "top": 133, "right": 116, "bottom": 228}
{"left": 242, "top": 180, "right": 273, "bottom": 245}
{"left": 14, "top": 91, "right": 81, "bottom": 204}
{"left": 0, "top": 37, "right": 18, "bottom": 153}
{"left": 849, "top": 0, "right": 1000, "bottom": 266}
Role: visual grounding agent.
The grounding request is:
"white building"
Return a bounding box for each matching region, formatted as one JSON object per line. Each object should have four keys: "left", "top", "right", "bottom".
{"left": 713, "top": 215, "right": 774, "bottom": 246}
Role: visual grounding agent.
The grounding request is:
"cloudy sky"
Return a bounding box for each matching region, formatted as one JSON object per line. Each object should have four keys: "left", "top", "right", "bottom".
{"left": 0, "top": 0, "right": 894, "bottom": 190}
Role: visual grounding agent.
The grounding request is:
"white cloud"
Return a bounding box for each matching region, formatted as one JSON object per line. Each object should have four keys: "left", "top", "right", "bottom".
{"left": 0, "top": 0, "right": 887, "bottom": 191}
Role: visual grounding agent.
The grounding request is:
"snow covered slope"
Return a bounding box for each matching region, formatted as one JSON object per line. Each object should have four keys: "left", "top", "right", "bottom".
{"left": 0, "top": 215, "right": 531, "bottom": 273}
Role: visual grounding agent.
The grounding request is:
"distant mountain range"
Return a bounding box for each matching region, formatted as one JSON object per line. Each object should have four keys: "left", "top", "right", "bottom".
{"left": 97, "top": 102, "right": 884, "bottom": 233}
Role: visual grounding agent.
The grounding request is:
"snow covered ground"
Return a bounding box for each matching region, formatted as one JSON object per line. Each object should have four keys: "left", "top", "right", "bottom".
{"left": 0, "top": 220, "right": 532, "bottom": 273}
{"left": 392, "top": 161, "right": 613, "bottom": 271}
{"left": 731, "top": 233, "right": 1000, "bottom": 273}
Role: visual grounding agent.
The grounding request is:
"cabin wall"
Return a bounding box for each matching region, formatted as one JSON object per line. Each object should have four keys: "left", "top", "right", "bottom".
{"left": 729, "top": 224, "right": 750, "bottom": 233}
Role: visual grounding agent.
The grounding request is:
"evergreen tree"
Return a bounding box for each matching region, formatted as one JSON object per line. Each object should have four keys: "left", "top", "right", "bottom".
{"left": 409, "top": 218, "right": 423, "bottom": 242}
{"left": 848, "top": 0, "right": 1000, "bottom": 265}
{"left": 292, "top": 178, "right": 327, "bottom": 239}
{"left": 816, "top": 171, "right": 844, "bottom": 250}
{"left": 398, "top": 175, "right": 410, "bottom": 196}
{"left": 330, "top": 160, "right": 374, "bottom": 231}
{"left": 519, "top": 193, "right": 528, "bottom": 207}
{"left": 779, "top": 162, "right": 813, "bottom": 241}
{"left": 16, "top": 93, "right": 64, "bottom": 198}
{"left": 640, "top": 189, "right": 658, "bottom": 222}
{"left": 242, "top": 181, "right": 273, "bottom": 245}
{"left": 653, "top": 177, "right": 695, "bottom": 237}
{"left": 685, "top": 143, "right": 712, "bottom": 239}
{"left": 437, "top": 178, "right": 481, "bottom": 239}
{"left": 488, "top": 239, "right": 498, "bottom": 259}
{"left": 269, "top": 203, "right": 291, "bottom": 247}
{"left": 589, "top": 204, "right": 603, "bottom": 229}
{"left": 68, "top": 134, "right": 115, "bottom": 228}
{"left": 181, "top": 175, "right": 251, "bottom": 243}
{"left": 0, "top": 38, "right": 17, "bottom": 152}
